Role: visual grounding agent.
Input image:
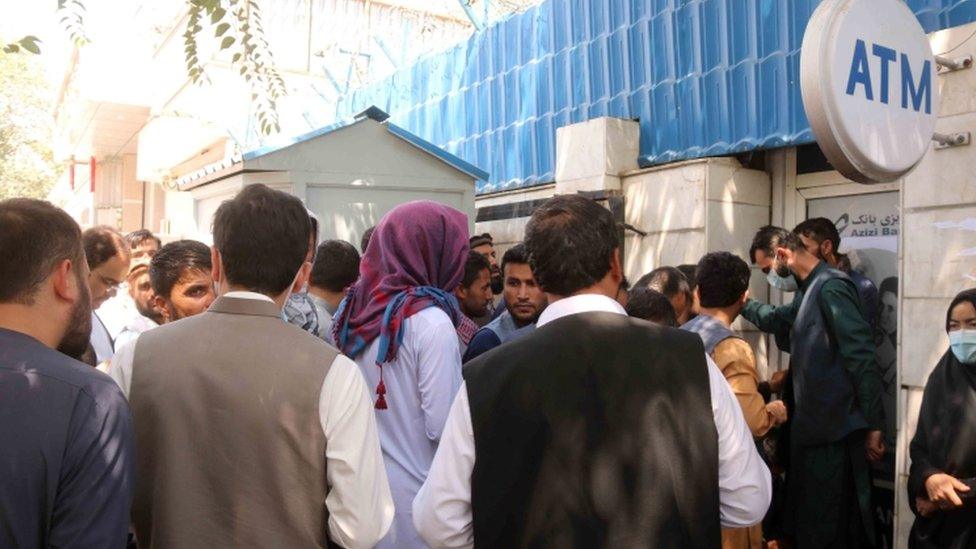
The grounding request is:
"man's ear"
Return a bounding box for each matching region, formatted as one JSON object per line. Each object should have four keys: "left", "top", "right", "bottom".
{"left": 609, "top": 248, "right": 623, "bottom": 283}
{"left": 291, "top": 261, "right": 312, "bottom": 295}
{"left": 51, "top": 259, "right": 76, "bottom": 303}
{"left": 153, "top": 295, "right": 172, "bottom": 323}
{"left": 211, "top": 248, "right": 222, "bottom": 285}
{"left": 740, "top": 288, "right": 751, "bottom": 305}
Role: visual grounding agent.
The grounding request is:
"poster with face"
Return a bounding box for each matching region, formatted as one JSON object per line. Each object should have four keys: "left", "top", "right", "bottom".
{"left": 807, "top": 191, "right": 899, "bottom": 548}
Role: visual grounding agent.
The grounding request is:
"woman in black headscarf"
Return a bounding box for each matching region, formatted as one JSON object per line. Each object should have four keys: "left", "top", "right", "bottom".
{"left": 908, "top": 288, "right": 976, "bottom": 548}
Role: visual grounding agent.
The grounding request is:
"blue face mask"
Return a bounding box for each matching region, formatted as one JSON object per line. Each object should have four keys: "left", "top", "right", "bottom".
{"left": 949, "top": 330, "right": 976, "bottom": 364}
{"left": 767, "top": 269, "right": 799, "bottom": 293}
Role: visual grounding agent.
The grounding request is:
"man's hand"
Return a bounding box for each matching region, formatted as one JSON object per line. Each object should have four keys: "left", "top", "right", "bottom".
{"left": 915, "top": 496, "right": 938, "bottom": 517}
{"left": 769, "top": 369, "right": 789, "bottom": 393}
{"left": 865, "top": 430, "right": 885, "bottom": 462}
{"left": 925, "top": 473, "right": 971, "bottom": 510}
{"left": 766, "top": 400, "right": 788, "bottom": 426}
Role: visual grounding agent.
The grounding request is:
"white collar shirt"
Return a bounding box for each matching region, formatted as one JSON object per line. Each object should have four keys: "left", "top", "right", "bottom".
{"left": 412, "top": 292, "right": 772, "bottom": 548}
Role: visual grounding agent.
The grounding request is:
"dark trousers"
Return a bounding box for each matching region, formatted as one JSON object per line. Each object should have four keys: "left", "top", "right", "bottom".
{"left": 784, "top": 431, "right": 876, "bottom": 548}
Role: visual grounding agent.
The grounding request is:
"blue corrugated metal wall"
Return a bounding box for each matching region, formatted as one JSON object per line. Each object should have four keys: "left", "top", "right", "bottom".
{"left": 335, "top": 0, "right": 976, "bottom": 194}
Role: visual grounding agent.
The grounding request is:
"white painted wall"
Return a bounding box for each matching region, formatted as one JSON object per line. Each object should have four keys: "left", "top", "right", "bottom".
{"left": 894, "top": 20, "right": 976, "bottom": 549}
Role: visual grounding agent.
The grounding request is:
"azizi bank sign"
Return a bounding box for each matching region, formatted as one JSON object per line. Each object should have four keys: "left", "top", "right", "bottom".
{"left": 801, "top": 0, "right": 940, "bottom": 184}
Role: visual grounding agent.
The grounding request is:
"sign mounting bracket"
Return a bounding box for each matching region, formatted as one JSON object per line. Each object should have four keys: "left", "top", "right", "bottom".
{"left": 935, "top": 54, "right": 973, "bottom": 74}
{"left": 932, "top": 131, "right": 972, "bottom": 149}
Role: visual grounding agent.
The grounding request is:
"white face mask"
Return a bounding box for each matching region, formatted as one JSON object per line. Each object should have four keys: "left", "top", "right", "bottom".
{"left": 766, "top": 269, "right": 798, "bottom": 293}
{"left": 949, "top": 329, "right": 976, "bottom": 364}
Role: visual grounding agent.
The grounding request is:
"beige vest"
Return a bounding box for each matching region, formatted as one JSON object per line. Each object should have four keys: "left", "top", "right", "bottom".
{"left": 130, "top": 296, "right": 340, "bottom": 548}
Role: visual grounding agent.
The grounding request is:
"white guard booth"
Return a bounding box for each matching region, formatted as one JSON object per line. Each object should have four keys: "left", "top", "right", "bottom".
{"left": 176, "top": 106, "right": 485, "bottom": 245}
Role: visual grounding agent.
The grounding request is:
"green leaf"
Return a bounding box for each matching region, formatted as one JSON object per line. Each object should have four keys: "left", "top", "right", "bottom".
{"left": 215, "top": 22, "right": 231, "bottom": 37}
{"left": 211, "top": 7, "right": 226, "bottom": 24}
{"left": 3, "top": 44, "right": 20, "bottom": 53}
{"left": 232, "top": 52, "right": 242, "bottom": 63}
{"left": 220, "top": 36, "right": 235, "bottom": 50}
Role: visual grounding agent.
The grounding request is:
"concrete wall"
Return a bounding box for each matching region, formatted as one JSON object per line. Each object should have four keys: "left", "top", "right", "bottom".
{"left": 622, "top": 158, "right": 773, "bottom": 376}
{"left": 894, "top": 20, "right": 976, "bottom": 548}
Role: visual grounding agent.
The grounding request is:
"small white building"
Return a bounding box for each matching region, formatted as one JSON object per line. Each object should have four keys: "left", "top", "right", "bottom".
{"left": 174, "top": 106, "right": 486, "bottom": 245}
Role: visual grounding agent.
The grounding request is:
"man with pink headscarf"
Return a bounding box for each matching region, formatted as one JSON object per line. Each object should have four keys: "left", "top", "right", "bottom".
{"left": 333, "top": 201, "right": 471, "bottom": 548}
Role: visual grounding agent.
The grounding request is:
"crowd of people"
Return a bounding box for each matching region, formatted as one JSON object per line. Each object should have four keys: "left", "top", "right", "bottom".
{"left": 1, "top": 184, "right": 974, "bottom": 548}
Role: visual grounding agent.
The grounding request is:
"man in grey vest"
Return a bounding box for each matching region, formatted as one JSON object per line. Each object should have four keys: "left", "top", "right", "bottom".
{"left": 128, "top": 184, "right": 393, "bottom": 548}
{"left": 749, "top": 225, "right": 884, "bottom": 548}
{"left": 0, "top": 198, "right": 134, "bottom": 548}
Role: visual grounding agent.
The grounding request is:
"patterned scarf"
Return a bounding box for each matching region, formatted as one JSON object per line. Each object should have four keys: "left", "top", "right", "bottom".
{"left": 333, "top": 201, "right": 470, "bottom": 409}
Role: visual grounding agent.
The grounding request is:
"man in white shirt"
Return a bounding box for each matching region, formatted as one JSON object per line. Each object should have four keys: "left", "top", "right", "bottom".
{"left": 124, "top": 184, "right": 392, "bottom": 548}
{"left": 96, "top": 229, "right": 161, "bottom": 339}
{"left": 78, "top": 226, "right": 130, "bottom": 366}
{"left": 414, "top": 194, "right": 771, "bottom": 547}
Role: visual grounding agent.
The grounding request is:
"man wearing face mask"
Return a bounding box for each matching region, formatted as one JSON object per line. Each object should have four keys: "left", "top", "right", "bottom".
{"left": 794, "top": 217, "right": 879, "bottom": 331}
{"left": 745, "top": 225, "right": 885, "bottom": 548}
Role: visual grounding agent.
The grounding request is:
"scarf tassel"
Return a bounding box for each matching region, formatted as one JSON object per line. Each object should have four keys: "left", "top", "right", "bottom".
{"left": 374, "top": 376, "right": 388, "bottom": 410}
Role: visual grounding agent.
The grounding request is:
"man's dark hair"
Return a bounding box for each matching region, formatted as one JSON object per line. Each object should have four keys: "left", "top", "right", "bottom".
{"left": 310, "top": 240, "right": 361, "bottom": 292}
{"left": 625, "top": 288, "right": 678, "bottom": 327}
{"left": 470, "top": 233, "right": 493, "bottom": 249}
{"left": 212, "top": 184, "right": 312, "bottom": 295}
{"left": 677, "top": 263, "right": 698, "bottom": 291}
{"left": 524, "top": 195, "right": 618, "bottom": 296}
{"left": 83, "top": 226, "right": 130, "bottom": 269}
{"left": 149, "top": 240, "right": 212, "bottom": 299}
{"left": 125, "top": 228, "right": 162, "bottom": 250}
{"left": 501, "top": 243, "right": 530, "bottom": 275}
{"left": 793, "top": 217, "right": 841, "bottom": 251}
{"left": 749, "top": 225, "right": 801, "bottom": 263}
{"left": 696, "top": 252, "right": 752, "bottom": 309}
{"left": 0, "top": 198, "right": 84, "bottom": 304}
{"left": 635, "top": 267, "right": 690, "bottom": 299}
{"left": 460, "top": 250, "right": 491, "bottom": 288}
{"left": 360, "top": 226, "right": 375, "bottom": 254}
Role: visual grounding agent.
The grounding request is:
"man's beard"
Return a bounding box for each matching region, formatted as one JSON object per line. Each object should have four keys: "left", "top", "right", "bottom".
{"left": 57, "top": 271, "right": 94, "bottom": 361}
{"left": 490, "top": 274, "right": 504, "bottom": 295}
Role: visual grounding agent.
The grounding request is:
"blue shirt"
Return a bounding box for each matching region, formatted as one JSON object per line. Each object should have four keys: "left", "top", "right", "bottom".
{"left": 0, "top": 328, "right": 135, "bottom": 548}
{"left": 462, "top": 310, "right": 536, "bottom": 364}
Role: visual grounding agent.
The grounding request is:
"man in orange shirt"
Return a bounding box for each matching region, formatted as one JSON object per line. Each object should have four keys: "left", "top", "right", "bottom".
{"left": 682, "top": 251, "right": 788, "bottom": 548}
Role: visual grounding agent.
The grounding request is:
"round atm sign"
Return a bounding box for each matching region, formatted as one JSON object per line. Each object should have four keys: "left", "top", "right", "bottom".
{"left": 801, "top": 0, "right": 939, "bottom": 184}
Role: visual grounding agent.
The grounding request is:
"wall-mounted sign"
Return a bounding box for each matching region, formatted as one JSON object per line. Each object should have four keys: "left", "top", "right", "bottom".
{"left": 800, "top": 0, "right": 940, "bottom": 184}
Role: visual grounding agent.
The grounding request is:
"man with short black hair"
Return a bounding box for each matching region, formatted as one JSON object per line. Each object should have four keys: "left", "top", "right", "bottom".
{"left": 127, "top": 184, "right": 392, "bottom": 548}
{"left": 454, "top": 251, "right": 493, "bottom": 325}
{"left": 415, "top": 194, "right": 770, "bottom": 547}
{"left": 635, "top": 265, "right": 694, "bottom": 324}
{"left": 745, "top": 224, "right": 884, "bottom": 547}
{"left": 682, "top": 251, "right": 788, "bottom": 548}
{"left": 125, "top": 229, "right": 162, "bottom": 262}
{"left": 462, "top": 244, "right": 547, "bottom": 363}
{"left": 309, "top": 239, "right": 361, "bottom": 342}
{"left": 794, "top": 217, "right": 879, "bottom": 329}
{"left": 82, "top": 226, "right": 131, "bottom": 365}
{"left": 361, "top": 226, "right": 376, "bottom": 254}
{"left": 625, "top": 287, "right": 678, "bottom": 327}
{"left": 110, "top": 240, "right": 217, "bottom": 394}
{"left": 99, "top": 229, "right": 162, "bottom": 340}
{"left": 0, "top": 198, "right": 134, "bottom": 548}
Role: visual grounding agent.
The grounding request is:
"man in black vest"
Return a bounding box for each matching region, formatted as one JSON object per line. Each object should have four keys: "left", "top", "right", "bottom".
{"left": 749, "top": 225, "right": 884, "bottom": 548}
{"left": 414, "top": 194, "right": 771, "bottom": 548}
{"left": 0, "top": 198, "right": 135, "bottom": 548}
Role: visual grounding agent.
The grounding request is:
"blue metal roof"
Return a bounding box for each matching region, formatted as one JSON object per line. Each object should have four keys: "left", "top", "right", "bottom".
{"left": 242, "top": 106, "right": 489, "bottom": 181}
{"left": 333, "top": 0, "right": 976, "bottom": 194}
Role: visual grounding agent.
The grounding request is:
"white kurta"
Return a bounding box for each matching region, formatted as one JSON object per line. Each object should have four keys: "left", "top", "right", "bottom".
{"left": 352, "top": 307, "right": 463, "bottom": 549}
